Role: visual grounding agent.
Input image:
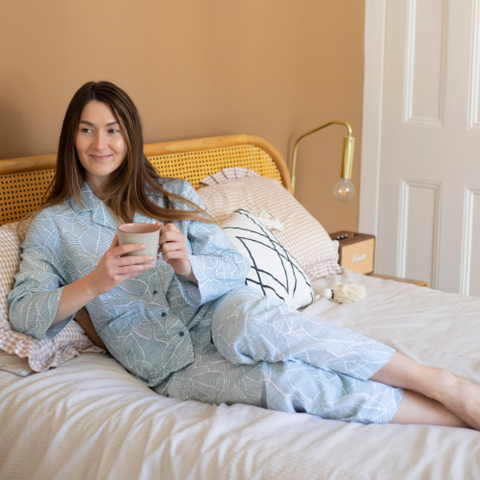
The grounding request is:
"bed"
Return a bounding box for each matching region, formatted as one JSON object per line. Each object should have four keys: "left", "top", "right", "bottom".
{"left": 1, "top": 134, "right": 480, "bottom": 480}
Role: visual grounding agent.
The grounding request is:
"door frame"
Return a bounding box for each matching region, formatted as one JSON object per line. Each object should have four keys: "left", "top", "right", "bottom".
{"left": 359, "top": 0, "right": 387, "bottom": 242}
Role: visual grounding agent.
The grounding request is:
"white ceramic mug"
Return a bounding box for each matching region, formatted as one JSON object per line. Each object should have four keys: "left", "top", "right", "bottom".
{"left": 117, "top": 223, "right": 161, "bottom": 265}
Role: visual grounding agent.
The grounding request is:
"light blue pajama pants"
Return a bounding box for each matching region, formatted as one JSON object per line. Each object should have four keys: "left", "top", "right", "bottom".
{"left": 155, "top": 287, "right": 403, "bottom": 424}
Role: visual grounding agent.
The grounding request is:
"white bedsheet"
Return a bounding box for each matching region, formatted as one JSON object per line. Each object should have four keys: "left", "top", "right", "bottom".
{"left": 1, "top": 270, "right": 480, "bottom": 480}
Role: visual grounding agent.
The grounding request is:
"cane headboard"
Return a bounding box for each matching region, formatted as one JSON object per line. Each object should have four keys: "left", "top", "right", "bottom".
{"left": 0, "top": 134, "right": 292, "bottom": 226}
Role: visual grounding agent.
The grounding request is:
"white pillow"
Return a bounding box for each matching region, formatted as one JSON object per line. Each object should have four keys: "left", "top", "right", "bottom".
{"left": 221, "top": 209, "right": 314, "bottom": 310}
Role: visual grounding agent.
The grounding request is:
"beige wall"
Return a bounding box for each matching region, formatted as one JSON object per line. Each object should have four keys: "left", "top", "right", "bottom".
{"left": 0, "top": 0, "right": 365, "bottom": 233}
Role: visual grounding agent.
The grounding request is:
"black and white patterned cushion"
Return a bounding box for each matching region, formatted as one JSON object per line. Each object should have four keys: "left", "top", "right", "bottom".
{"left": 221, "top": 209, "right": 314, "bottom": 309}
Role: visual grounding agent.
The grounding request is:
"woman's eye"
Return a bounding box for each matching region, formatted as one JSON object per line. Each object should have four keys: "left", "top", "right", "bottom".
{"left": 81, "top": 128, "right": 92, "bottom": 133}
{"left": 109, "top": 129, "right": 119, "bottom": 134}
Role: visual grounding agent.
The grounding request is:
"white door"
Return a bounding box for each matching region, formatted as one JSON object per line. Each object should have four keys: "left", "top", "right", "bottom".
{"left": 361, "top": 0, "right": 480, "bottom": 296}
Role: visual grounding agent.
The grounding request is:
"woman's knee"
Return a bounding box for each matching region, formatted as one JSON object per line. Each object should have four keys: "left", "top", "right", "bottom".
{"left": 211, "top": 290, "right": 267, "bottom": 364}
{"left": 212, "top": 288, "right": 294, "bottom": 364}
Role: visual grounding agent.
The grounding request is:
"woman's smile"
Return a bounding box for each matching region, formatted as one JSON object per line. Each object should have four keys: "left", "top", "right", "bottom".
{"left": 90, "top": 154, "right": 113, "bottom": 161}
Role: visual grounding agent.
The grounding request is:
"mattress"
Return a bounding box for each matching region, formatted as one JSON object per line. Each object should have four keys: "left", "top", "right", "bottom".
{"left": 1, "top": 269, "right": 480, "bottom": 480}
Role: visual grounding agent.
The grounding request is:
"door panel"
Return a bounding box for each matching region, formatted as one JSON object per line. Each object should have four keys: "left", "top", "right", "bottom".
{"left": 406, "top": 0, "right": 447, "bottom": 125}
{"left": 461, "top": 187, "right": 480, "bottom": 295}
{"left": 398, "top": 179, "right": 442, "bottom": 288}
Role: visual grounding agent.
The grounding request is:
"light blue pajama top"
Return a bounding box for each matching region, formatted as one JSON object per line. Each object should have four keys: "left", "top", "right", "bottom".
{"left": 8, "top": 180, "right": 250, "bottom": 387}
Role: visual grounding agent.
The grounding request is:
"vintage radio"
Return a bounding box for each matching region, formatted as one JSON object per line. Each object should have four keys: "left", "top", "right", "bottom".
{"left": 329, "top": 231, "right": 375, "bottom": 275}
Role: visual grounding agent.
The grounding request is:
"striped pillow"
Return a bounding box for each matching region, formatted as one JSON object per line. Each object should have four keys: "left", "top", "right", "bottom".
{"left": 0, "top": 221, "right": 103, "bottom": 373}
{"left": 197, "top": 177, "right": 341, "bottom": 280}
{"left": 199, "top": 167, "right": 260, "bottom": 187}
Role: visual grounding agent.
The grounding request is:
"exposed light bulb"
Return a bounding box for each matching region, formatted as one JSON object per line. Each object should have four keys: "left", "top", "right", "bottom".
{"left": 333, "top": 178, "right": 355, "bottom": 202}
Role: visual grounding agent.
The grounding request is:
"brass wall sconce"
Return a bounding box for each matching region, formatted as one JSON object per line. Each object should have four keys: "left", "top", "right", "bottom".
{"left": 291, "top": 121, "right": 355, "bottom": 202}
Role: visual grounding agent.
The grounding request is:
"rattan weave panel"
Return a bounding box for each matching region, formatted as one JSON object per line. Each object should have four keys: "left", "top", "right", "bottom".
{"left": 0, "top": 170, "right": 55, "bottom": 225}
{"left": 0, "top": 144, "right": 281, "bottom": 226}
{"left": 148, "top": 145, "right": 283, "bottom": 189}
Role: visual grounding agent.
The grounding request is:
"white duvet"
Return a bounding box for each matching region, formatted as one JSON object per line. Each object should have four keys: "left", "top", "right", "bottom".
{"left": 1, "top": 270, "right": 480, "bottom": 480}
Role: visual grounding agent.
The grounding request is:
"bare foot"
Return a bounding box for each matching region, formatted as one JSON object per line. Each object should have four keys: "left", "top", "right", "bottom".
{"left": 434, "top": 372, "right": 480, "bottom": 431}
{"left": 370, "top": 353, "right": 480, "bottom": 429}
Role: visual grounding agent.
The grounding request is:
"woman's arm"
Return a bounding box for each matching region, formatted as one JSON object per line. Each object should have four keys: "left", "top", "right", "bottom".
{"left": 8, "top": 213, "right": 156, "bottom": 336}
{"left": 162, "top": 180, "right": 250, "bottom": 306}
{"left": 52, "top": 234, "right": 155, "bottom": 326}
{"left": 8, "top": 214, "right": 72, "bottom": 338}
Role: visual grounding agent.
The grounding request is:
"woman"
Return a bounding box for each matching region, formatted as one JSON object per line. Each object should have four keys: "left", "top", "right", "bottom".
{"left": 8, "top": 81, "right": 480, "bottom": 429}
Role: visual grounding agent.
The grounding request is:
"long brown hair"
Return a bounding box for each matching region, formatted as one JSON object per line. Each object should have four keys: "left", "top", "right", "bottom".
{"left": 39, "top": 81, "right": 213, "bottom": 224}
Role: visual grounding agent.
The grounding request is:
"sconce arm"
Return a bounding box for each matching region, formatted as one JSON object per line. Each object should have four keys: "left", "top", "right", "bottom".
{"left": 291, "top": 121, "right": 354, "bottom": 194}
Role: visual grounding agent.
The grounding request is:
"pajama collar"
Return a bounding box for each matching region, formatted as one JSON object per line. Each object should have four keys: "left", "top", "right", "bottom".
{"left": 68, "top": 182, "right": 156, "bottom": 231}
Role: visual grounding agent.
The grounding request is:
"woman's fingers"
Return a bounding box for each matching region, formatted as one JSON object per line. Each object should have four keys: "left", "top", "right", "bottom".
{"left": 110, "top": 242, "right": 147, "bottom": 258}
{"left": 161, "top": 247, "right": 186, "bottom": 259}
{"left": 113, "top": 255, "right": 155, "bottom": 267}
{"left": 159, "top": 227, "right": 183, "bottom": 246}
{"left": 160, "top": 235, "right": 187, "bottom": 260}
{"left": 102, "top": 241, "right": 155, "bottom": 279}
{"left": 114, "top": 262, "right": 154, "bottom": 275}
{"left": 102, "top": 258, "right": 154, "bottom": 282}
{"left": 159, "top": 233, "right": 183, "bottom": 246}
{"left": 88, "top": 227, "right": 167, "bottom": 296}
{"left": 159, "top": 223, "right": 188, "bottom": 259}
{"left": 160, "top": 239, "right": 185, "bottom": 252}
{"left": 104, "top": 247, "right": 155, "bottom": 268}
{"left": 110, "top": 233, "right": 120, "bottom": 249}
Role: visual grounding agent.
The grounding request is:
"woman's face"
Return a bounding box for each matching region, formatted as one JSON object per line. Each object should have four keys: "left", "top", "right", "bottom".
{"left": 75, "top": 100, "right": 127, "bottom": 197}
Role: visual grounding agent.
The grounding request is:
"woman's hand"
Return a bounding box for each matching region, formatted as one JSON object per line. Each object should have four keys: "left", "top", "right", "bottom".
{"left": 52, "top": 234, "right": 155, "bottom": 326}
{"left": 86, "top": 234, "right": 155, "bottom": 296}
{"left": 157, "top": 221, "right": 197, "bottom": 283}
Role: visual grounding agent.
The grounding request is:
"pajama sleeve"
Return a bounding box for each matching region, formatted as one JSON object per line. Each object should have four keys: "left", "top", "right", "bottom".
{"left": 163, "top": 180, "right": 250, "bottom": 307}
{"left": 7, "top": 212, "right": 75, "bottom": 340}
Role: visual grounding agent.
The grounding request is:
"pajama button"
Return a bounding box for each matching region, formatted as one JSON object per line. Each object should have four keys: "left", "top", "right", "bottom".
{"left": 179, "top": 331, "right": 185, "bottom": 337}
{"left": 153, "top": 290, "right": 158, "bottom": 295}
{"left": 161, "top": 312, "right": 166, "bottom": 317}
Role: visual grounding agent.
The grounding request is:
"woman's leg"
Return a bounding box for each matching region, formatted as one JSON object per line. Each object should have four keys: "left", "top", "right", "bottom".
{"left": 212, "top": 289, "right": 480, "bottom": 429}
{"left": 157, "top": 343, "right": 402, "bottom": 425}
{"left": 391, "top": 391, "right": 468, "bottom": 428}
{"left": 212, "top": 288, "right": 394, "bottom": 381}
{"left": 371, "top": 352, "right": 480, "bottom": 429}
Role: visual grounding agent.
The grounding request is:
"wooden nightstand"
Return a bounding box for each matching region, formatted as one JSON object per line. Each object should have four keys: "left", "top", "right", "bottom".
{"left": 329, "top": 231, "right": 375, "bottom": 275}
{"left": 370, "top": 273, "right": 428, "bottom": 288}
{"left": 329, "top": 231, "right": 429, "bottom": 287}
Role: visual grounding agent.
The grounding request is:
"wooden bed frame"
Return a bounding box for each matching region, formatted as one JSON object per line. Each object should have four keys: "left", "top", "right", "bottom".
{"left": 0, "top": 134, "right": 292, "bottom": 227}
